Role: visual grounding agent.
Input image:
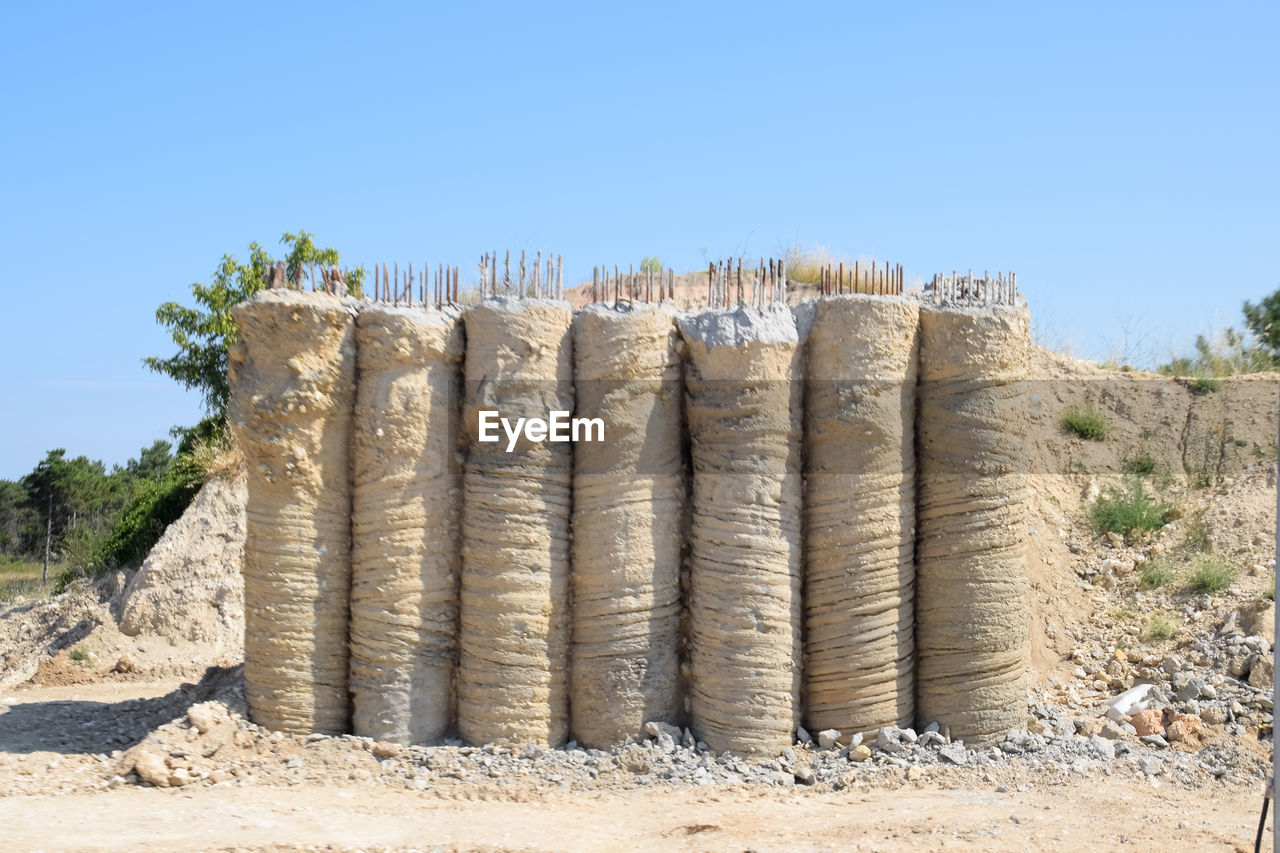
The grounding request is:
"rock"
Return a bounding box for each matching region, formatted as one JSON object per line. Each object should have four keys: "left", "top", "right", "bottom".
{"left": 848, "top": 745, "right": 872, "bottom": 762}
{"left": 1175, "top": 676, "right": 1206, "bottom": 702}
{"left": 1099, "top": 720, "right": 1129, "bottom": 740}
{"left": 1249, "top": 655, "right": 1274, "bottom": 689}
{"left": 371, "top": 741, "right": 401, "bottom": 759}
{"left": 1088, "top": 735, "right": 1115, "bottom": 760}
{"left": 108, "top": 775, "right": 127, "bottom": 789}
{"left": 1166, "top": 715, "right": 1202, "bottom": 744}
{"left": 938, "top": 744, "right": 968, "bottom": 765}
{"left": 131, "top": 749, "right": 170, "bottom": 788}
{"left": 1140, "top": 733, "right": 1169, "bottom": 749}
{"left": 906, "top": 766, "right": 924, "bottom": 781}
{"left": 1200, "top": 706, "right": 1228, "bottom": 725}
{"left": 1075, "top": 717, "right": 1106, "bottom": 738}
{"left": 166, "top": 768, "right": 192, "bottom": 787}
{"left": 208, "top": 768, "right": 232, "bottom": 783}
{"left": 875, "top": 727, "right": 904, "bottom": 754}
{"left": 847, "top": 732, "right": 864, "bottom": 748}
{"left": 186, "top": 702, "right": 223, "bottom": 735}
{"left": 111, "top": 654, "right": 138, "bottom": 674}
{"left": 1128, "top": 709, "right": 1164, "bottom": 737}
{"left": 816, "top": 729, "right": 841, "bottom": 749}
{"left": 917, "top": 731, "right": 946, "bottom": 747}
{"left": 793, "top": 766, "right": 815, "bottom": 785}
{"left": 1160, "top": 656, "right": 1183, "bottom": 674}
{"left": 1242, "top": 602, "right": 1275, "bottom": 644}
{"left": 643, "top": 721, "right": 682, "bottom": 740}
{"left": 795, "top": 725, "right": 813, "bottom": 745}
{"left": 1106, "top": 532, "right": 1125, "bottom": 547}
{"left": 1137, "top": 756, "right": 1164, "bottom": 776}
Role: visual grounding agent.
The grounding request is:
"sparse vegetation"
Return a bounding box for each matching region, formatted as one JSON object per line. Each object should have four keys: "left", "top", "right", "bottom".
{"left": 0, "top": 554, "right": 49, "bottom": 603}
{"left": 1142, "top": 611, "right": 1177, "bottom": 642}
{"left": 1138, "top": 559, "right": 1176, "bottom": 589}
{"left": 1180, "top": 516, "right": 1211, "bottom": 553}
{"left": 1158, "top": 326, "right": 1276, "bottom": 379}
{"left": 1190, "top": 377, "right": 1221, "bottom": 394}
{"left": 68, "top": 647, "right": 91, "bottom": 666}
{"left": 1060, "top": 406, "right": 1109, "bottom": 441}
{"left": 780, "top": 241, "right": 885, "bottom": 293}
{"left": 1122, "top": 449, "right": 1158, "bottom": 476}
{"left": 1089, "top": 479, "right": 1171, "bottom": 537}
{"left": 1186, "top": 556, "right": 1237, "bottom": 593}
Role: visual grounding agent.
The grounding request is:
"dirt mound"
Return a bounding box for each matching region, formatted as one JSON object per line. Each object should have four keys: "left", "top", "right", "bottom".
{"left": 1, "top": 475, "right": 249, "bottom": 692}
{"left": 30, "top": 649, "right": 100, "bottom": 686}
{"left": 118, "top": 472, "right": 246, "bottom": 652}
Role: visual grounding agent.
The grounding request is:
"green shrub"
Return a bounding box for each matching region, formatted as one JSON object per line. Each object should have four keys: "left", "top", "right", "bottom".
{"left": 1180, "top": 517, "right": 1211, "bottom": 553}
{"left": 1060, "top": 406, "right": 1109, "bottom": 441}
{"left": 53, "top": 466, "right": 203, "bottom": 594}
{"left": 68, "top": 647, "right": 90, "bottom": 666}
{"left": 1090, "top": 480, "right": 1171, "bottom": 537}
{"left": 1142, "top": 612, "right": 1177, "bottom": 642}
{"left": 1122, "top": 450, "right": 1158, "bottom": 476}
{"left": 1190, "top": 376, "right": 1221, "bottom": 394}
{"left": 1138, "top": 559, "right": 1175, "bottom": 589}
{"left": 1186, "top": 556, "right": 1236, "bottom": 593}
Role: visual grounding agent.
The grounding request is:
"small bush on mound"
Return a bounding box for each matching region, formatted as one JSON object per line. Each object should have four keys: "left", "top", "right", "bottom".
{"left": 1090, "top": 480, "right": 1171, "bottom": 537}
{"left": 1122, "top": 449, "right": 1158, "bottom": 476}
{"left": 1190, "top": 376, "right": 1222, "bottom": 394}
{"left": 1187, "top": 556, "right": 1237, "bottom": 593}
{"left": 1060, "top": 406, "right": 1109, "bottom": 441}
{"left": 1138, "top": 559, "right": 1175, "bottom": 589}
{"left": 1142, "top": 612, "right": 1177, "bottom": 642}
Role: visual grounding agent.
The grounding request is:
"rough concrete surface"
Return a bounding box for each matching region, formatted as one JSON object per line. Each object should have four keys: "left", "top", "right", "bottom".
{"left": 458, "top": 298, "right": 574, "bottom": 747}
{"left": 228, "top": 289, "right": 357, "bottom": 735}
{"left": 679, "top": 306, "right": 804, "bottom": 757}
{"left": 804, "top": 295, "right": 919, "bottom": 736}
{"left": 571, "top": 304, "right": 685, "bottom": 747}
{"left": 915, "top": 304, "right": 1032, "bottom": 746}
{"left": 349, "top": 305, "right": 464, "bottom": 744}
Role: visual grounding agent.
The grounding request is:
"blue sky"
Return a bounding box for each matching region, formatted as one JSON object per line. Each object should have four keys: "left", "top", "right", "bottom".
{"left": 1, "top": 2, "right": 1275, "bottom": 479}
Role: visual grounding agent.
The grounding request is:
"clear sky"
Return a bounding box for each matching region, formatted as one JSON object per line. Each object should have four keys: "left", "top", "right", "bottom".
{"left": 1, "top": 2, "right": 1275, "bottom": 479}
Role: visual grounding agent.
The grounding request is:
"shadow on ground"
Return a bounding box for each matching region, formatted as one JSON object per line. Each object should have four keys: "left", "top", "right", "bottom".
{"left": 0, "top": 665, "right": 242, "bottom": 755}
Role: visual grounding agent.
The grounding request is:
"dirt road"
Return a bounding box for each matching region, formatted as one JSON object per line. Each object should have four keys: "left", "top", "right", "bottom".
{"left": 0, "top": 678, "right": 1273, "bottom": 852}
{"left": 0, "top": 777, "right": 1269, "bottom": 852}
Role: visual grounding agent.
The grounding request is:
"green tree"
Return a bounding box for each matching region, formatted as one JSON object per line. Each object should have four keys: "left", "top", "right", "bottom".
{"left": 0, "top": 480, "right": 33, "bottom": 555}
{"left": 1242, "top": 289, "right": 1280, "bottom": 359}
{"left": 121, "top": 440, "right": 173, "bottom": 483}
{"left": 640, "top": 255, "right": 663, "bottom": 275}
{"left": 144, "top": 231, "right": 364, "bottom": 421}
